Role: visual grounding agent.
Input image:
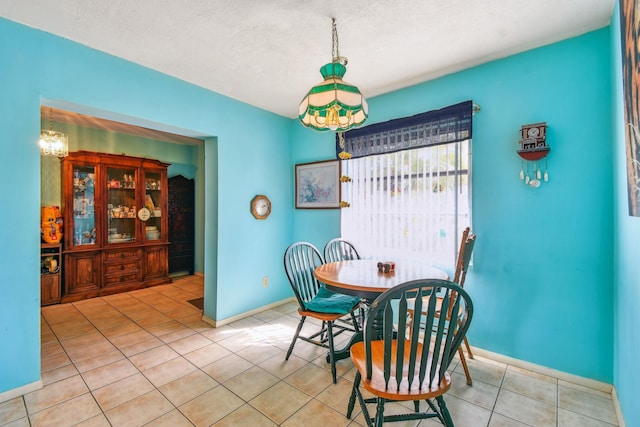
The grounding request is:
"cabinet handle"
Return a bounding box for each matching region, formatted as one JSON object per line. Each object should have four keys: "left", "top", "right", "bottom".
{"left": 121, "top": 253, "right": 125, "bottom": 258}
{"left": 120, "top": 277, "right": 124, "bottom": 282}
{"left": 120, "top": 265, "right": 124, "bottom": 270}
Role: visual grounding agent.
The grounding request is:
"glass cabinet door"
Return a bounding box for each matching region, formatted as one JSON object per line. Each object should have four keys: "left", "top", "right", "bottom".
{"left": 107, "top": 167, "right": 137, "bottom": 243}
{"left": 72, "top": 165, "right": 97, "bottom": 246}
{"left": 143, "top": 171, "right": 162, "bottom": 241}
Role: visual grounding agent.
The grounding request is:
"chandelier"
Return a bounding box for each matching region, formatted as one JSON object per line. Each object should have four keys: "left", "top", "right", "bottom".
{"left": 39, "top": 107, "right": 69, "bottom": 157}
{"left": 298, "top": 18, "right": 368, "bottom": 132}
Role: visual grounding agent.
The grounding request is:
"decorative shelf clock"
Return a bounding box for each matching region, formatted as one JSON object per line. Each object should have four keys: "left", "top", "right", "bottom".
{"left": 517, "top": 122, "right": 550, "bottom": 188}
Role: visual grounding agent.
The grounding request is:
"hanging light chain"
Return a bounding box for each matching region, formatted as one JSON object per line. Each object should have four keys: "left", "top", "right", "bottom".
{"left": 337, "top": 131, "right": 352, "bottom": 159}
{"left": 331, "top": 18, "right": 339, "bottom": 62}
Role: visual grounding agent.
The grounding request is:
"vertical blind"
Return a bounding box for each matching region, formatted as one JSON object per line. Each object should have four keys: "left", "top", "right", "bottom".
{"left": 338, "top": 101, "right": 473, "bottom": 267}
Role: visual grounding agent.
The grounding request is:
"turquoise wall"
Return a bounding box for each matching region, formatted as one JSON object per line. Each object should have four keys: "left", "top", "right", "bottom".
{"left": 1, "top": 13, "right": 630, "bottom": 416}
{"left": 0, "top": 17, "right": 293, "bottom": 394}
{"left": 293, "top": 29, "right": 615, "bottom": 383}
{"left": 290, "top": 126, "right": 342, "bottom": 248}
{"left": 611, "top": 1, "right": 639, "bottom": 426}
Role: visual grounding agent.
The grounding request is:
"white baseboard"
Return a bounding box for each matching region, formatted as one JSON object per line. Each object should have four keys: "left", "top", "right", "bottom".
{"left": 0, "top": 379, "right": 42, "bottom": 404}
{"left": 611, "top": 386, "right": 626, "bottom": 427}
{"left": 201, "top": 297, "right": 296, "bottom": 328}
{"left": 471, "top": 346, "right": 612, "bottom": 393}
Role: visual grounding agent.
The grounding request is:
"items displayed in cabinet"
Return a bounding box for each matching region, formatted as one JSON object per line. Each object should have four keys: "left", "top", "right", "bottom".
{"left": 109, "top": 205, "right": 137, "bottom": 219}
{"left": 145, "top": 179, "right": 161, "bottom": 190}
{"left": 71, "top": 164, "right": 97, "bottom": 246}
{"left": 107, "top": 166, "right": 138, "bottom": 243}
{"left": 108, "top": 174, "right": 136, "bottom": 189}
{"left": 144, "top": 195, "right": 162, "bottom": 218}
{"left": 41, "top": 247, "right": 60, "bottom": 274}
{"left": 146, "top": 226, "right": 160, "bottom": 240}
{"left": 74, "top": 228, "right": 96, "bottom": 245}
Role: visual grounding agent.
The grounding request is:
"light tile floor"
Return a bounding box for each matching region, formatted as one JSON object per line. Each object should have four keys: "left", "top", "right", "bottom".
{"left": 0, "top": 275, "right": 620, "bottom": 427}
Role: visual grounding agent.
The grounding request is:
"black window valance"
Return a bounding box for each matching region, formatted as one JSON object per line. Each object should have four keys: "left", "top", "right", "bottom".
{"left": 336, "top": 100, "right": 473, "bottom": 159}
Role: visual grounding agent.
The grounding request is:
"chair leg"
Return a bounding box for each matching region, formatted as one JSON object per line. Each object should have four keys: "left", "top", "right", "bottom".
{"left": 457, "top": 318, "right": 473, "bottom": 359}
{"left": 286, "top": 316, "right": 306, "bottom": 360}
{"left": 458, "top": 346, "right": 473, "bottom": 385}
{"left": 346, "top": 371, "right": 360, "bottom": 418}
{"left": 327, "top": 321, "right": 337, "bottom": 383}
{"left": 374, "top": 398, "right": 385, "bottom": 427}
{"left": 435, "top": 396, "right": 454, "bottom": 427}
{"left": 463, "top": 336, "right": 474, "bottom": 359}
{"left": 354, "top": 373, "right": 373, "bottom": 427}
{"left": 350, "top": 311, "right": 361, "bottom": 332}
{"left": 426, "top": 399, "right": 440, "bottom": 416}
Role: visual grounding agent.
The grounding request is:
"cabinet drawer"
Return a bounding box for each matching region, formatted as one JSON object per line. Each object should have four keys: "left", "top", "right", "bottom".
{"left": 104, "top": 272, "right": 141, "bottom": 286}
{"left": 104, "top": 248, "right": 141, "bottom": 261}
{"left": 104, "top": 260, "right": 140, "bottom": 275}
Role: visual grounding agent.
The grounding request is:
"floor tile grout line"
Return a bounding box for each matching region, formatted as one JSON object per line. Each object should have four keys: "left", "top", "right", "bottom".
{"left": 36, "top": 284, "right": 187, "bottom": 424}
{"left": 38, "top": 306, "right": 117, "bottom": 423}
{"left": 94, "top": 282, "right": 307, "bottom": 425}
{"left": 40, "top": 283, "right": 198, "bottom": 424}
{"left": 30, "top": 278, "right": 620, "bottom": 427}
{"left": 93, "top": 295, "right": 202, "bottom": 422}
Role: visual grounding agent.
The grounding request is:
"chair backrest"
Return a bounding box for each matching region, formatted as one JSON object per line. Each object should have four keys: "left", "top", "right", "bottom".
{"left": 452, "top": 227, "right": 476, "bottom": 287}
{"left": 363, "top": 279, "right": 473, "bottom": 392}
{"left": 284, "top": 242, "right": 324, "bottom": 309}
{"left": 323, "top": 238, "right": 361, "bottom": 263}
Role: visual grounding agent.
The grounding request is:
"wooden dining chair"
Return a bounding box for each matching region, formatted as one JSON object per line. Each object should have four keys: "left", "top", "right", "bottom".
{"left": 347, "top": 279, "right": 474, "bottom": 427}
{"left": 324, "top": 238, "right": 361, "bottom": 263}
{"left": 283, "top": 242, "right": 362, "bottom": 383}
{"left": 323, "top": 238, "right": 365, "bottom": 327}
{"left": 408, "top": 227, "right": 476, "bottom": 385}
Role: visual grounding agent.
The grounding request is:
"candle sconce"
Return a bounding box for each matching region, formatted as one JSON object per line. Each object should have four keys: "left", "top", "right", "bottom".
{"left": 517, "top": 122, "right": 549, "bottom": 188}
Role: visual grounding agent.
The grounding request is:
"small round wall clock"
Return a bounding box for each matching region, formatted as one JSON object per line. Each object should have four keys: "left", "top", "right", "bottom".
{"left": 251, "top": 195, "right": 271, "bottom": 220}
{"left": 137, "top": 207, "right": 151, "bottom": 221}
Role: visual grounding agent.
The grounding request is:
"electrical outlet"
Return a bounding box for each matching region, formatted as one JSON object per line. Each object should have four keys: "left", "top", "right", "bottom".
{"left": 262, "top": 276, "right": 268, "bottom": 287}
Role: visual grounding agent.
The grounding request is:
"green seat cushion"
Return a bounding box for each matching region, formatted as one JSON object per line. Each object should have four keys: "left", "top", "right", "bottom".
{"left": 305, "top": 286, "right": 360, "bottom": 314}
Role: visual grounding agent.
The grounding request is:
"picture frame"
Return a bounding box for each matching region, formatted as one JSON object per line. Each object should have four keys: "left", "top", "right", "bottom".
{"left": 295, "top": 159, "right": 341, "bottom": 209}
{"left": 620, "top": 0, "right": 640, "bottom": 216}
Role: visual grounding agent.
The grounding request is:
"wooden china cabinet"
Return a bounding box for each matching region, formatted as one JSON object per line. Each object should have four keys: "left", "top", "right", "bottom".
{"left": 61, "top": 151, "right": 171, "bottom": 302}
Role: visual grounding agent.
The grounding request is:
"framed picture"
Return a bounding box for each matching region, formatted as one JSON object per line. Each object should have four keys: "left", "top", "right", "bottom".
{"left": 295, "top": 160, "right": 341, "bottom": 209}
{"left": 620, "top": 0, "right": 640, "bottom": 216}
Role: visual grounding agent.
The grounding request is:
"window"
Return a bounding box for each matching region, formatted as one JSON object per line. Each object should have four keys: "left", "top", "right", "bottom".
{"left": 339, "top": 101, "right": 473, "bottom": 266}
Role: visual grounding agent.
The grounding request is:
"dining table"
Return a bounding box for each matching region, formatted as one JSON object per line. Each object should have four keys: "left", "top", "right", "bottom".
{"left": 314, "top": 259, "right": 448, "bottom": 361}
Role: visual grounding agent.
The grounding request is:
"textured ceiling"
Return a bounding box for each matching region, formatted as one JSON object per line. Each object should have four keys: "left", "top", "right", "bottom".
{"left": 1, "top": 0, "right": 615, "bottom": 120}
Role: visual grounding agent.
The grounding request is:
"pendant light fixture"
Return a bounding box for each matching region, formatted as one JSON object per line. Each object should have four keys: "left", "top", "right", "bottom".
{"left": 39, "top": 107, "right": 69, "bottom": 157}
{"left": 298, "top": 18, "right": 368, "bottom": 132}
